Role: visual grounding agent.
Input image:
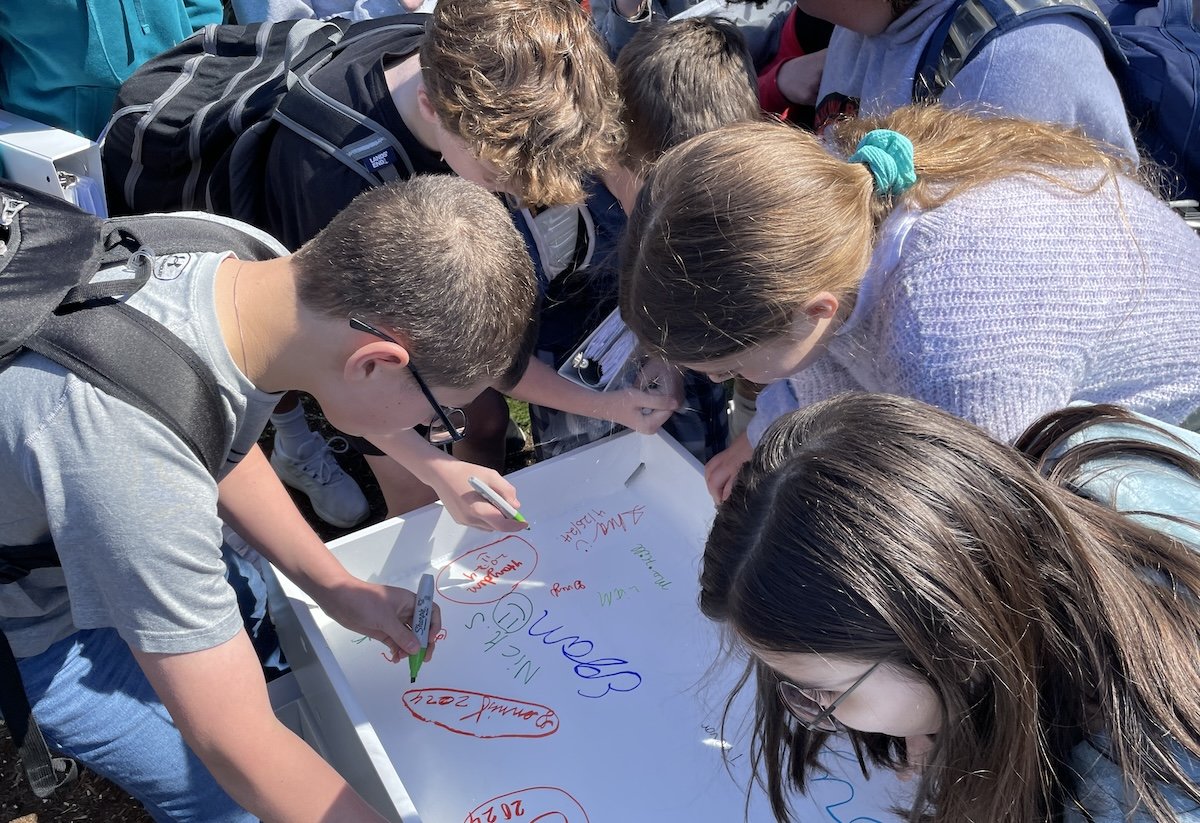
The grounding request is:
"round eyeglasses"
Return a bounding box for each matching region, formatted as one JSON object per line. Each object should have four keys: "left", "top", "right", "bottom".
{"left": 776, "top": 661, "right": 882, "bottom": 733}
{"left": 424, "top": 405, "right": 467, "bottom": 446}
{"left": 349, "top": 317, "right": 467, "bottom": 444}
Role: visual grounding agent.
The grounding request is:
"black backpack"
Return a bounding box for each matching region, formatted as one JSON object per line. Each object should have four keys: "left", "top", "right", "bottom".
{"left": 914, "top": 0, "right": 1200, "bottom": 201}
{"left": 0, "top": 178, "right": 279, "bottom": 799}
{"left": 102, "top": 15, "right": 423, "bottom": 221}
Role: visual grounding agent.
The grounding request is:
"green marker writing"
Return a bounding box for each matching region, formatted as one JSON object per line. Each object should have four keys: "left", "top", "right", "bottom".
{"left": 408, "top": 573, "right": 435, "bottom": 683}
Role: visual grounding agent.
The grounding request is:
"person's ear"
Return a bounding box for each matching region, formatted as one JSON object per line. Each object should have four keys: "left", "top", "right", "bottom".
{"left": 343, "top": 340, "right": 411, "bottom": 382}
{"left": 416, "top": 85, "right": 439, "bottom": 126}
{"left": 801, "top": 291, "right": 840, "bottom": 322}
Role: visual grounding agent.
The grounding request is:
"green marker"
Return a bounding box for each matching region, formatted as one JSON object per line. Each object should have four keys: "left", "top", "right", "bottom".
{"left": 408, "top": 574, "right": 435, "bottom": 683}
{"left": 468, "top": 476, "right": 530, "bottom": 528}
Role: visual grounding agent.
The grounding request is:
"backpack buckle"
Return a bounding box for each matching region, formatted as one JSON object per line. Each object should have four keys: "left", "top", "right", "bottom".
{"left": 0, "top": 195, "right": 28, "bottom": 256}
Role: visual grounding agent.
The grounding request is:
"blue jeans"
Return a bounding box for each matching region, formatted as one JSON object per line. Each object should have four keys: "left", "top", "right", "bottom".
{"left": 16, "top": 627, "right": 255, "bottom": 822}
{"left": 11, "top": 544, "right": 276, "bottom": 822}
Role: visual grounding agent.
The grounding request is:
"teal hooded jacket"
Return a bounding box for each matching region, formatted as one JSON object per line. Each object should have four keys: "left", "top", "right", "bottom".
{"left": 0, "top": 0, "right": 221, "bottom": 139}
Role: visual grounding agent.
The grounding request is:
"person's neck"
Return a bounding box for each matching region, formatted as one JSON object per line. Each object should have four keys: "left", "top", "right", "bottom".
{"left": 217, "top": 256, "right": 343, "bottom": 394}
{"left": 602, "top": 163, "right": 641, "bottom": 216}
{"left": 836, "top": 291, "right": 857, "bottom": 325}
{"left": 385, "top": 53, "right": 441, "bottom": 152}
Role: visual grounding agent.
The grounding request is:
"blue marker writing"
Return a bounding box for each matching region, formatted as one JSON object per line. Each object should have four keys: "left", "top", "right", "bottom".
{"left": 409, "top": 573, "right": 435, "bottom": 683}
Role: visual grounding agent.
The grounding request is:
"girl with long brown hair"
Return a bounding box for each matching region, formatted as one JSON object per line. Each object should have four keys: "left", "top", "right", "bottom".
{"left": 702, "top": 392, "right": 1200, "bottom": 822}
{"left": 619, "top": 106, "right": 1200, "bottom": 502}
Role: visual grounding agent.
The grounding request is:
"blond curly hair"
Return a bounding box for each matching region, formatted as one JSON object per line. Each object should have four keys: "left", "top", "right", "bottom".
{"left": 420, "top": 0, "right": 624, "bottom": 206}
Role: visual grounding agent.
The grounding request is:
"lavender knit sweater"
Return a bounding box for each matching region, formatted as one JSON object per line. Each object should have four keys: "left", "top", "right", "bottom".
{"left": 750, "top": 172, "right": 1200, "bottom": 445}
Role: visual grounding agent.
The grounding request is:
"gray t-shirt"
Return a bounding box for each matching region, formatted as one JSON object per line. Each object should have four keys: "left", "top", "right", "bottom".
{"left": 0, "top": 247, "right": 283, "bottom": 658}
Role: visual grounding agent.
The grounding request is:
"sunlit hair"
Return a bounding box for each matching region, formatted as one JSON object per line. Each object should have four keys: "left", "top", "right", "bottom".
{"left": 420, "top": 0, "right": 623, "bottom": 207}
{"left": 616, "top": 17, "right": 759, "bottom": 174}
{"left": 701, "top": 393, "right": 1200, "bottom": 822}
{"left": 619, "top": 105, "right": 1138, "bottom": 363}
{"left": 293, "top": 176, "right": 538, "bottom": 390}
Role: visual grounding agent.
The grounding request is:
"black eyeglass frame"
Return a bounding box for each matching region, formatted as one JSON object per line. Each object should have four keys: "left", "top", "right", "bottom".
{"left": 776, "top": 660, "right": 883, "bottom": 733}
{"left": 348, "top": 317, "right": 467, "bottom": 444}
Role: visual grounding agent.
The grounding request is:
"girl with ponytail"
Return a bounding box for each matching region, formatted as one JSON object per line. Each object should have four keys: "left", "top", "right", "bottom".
{"left": 618, "top": 107, "right": 1200, "bottom": 501}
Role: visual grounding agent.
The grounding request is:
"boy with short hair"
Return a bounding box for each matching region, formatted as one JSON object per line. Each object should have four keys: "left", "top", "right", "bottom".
{"left": 0, "top": 175, "right": 538, "bottom": 820}
{"left": 529, "top": 17, "right": 765, "bottom": 464}
{"left": 617, "top": 16, "right": 760, "bottom": 175}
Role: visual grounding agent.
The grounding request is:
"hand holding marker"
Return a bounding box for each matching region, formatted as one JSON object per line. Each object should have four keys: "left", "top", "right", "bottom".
{"left": 408, "top": 573, "right": 435, "bottom": 683}
{"left": 468, "top": 476, "right": 530, "bottom": 529}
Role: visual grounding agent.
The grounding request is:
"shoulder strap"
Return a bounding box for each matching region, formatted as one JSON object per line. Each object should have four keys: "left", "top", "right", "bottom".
{"left": 914, "top": 0, "right": 1124, "bottom": 102}
{"left": 0, "top": 195, "right": 283, "bottom": 800}
{"left": 0, "top": 631, "right": 77, "bottom": 797}
{"left": 29, "top": 211, "right": 282, "bottom": 478}
{"left": 272, "top": 22, "right": 424, "bottom": 187}
{"left": 25, "top": 301, "right": 228, "bottom": 478}
{"left": 0, "top": 205, "right": 282, "bottom": 580}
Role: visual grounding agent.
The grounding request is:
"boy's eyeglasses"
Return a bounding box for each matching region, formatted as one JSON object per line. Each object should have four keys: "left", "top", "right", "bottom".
{"left": 348, "top": 317, "right": 467, "bottom": 444}
{"left": 776, "top": 661, "right": 883, "bottom": 733}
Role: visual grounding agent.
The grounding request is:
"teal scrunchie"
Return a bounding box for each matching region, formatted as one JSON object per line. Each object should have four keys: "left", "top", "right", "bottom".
{"left": 848, "top": 129, "right": 917, "bottom": 197}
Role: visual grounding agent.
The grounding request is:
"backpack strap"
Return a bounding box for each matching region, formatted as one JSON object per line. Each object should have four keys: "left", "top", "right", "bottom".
{"left": 0, "top": 631, "right": 77, "bottom": 797}
{"left": 24, "top": 300, "right": 227, "bottom": 478}
{"left": 26, "top": 212, "right": 284, "bottom": 481}
{"left": 271, "top": 23, "right": 423, "bottom": 187}
{"left": 913, "top": 0, "right": 1125, "bottom": 102}
{"left": 0, "top": 207, "right": 283, "bottom": 585}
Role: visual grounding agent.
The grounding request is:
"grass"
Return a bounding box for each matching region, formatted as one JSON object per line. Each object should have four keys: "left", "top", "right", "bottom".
{"left": 507, "top": 397, "right": 531, "bottom": 435}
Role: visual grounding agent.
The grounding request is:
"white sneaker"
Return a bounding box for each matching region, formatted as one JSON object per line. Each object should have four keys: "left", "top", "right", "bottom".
{"left": 270, "top": 432, "right": 370, "bottom": 528}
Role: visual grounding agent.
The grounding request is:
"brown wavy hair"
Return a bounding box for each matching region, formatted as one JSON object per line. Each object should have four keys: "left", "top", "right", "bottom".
{"left": 420, "top": 0, "right": 623, "bottom": 207}
{"left": 701, "top": 393, "right": 1200, "bottom": 822}
{"left": 619, "top": 105, "right": 1139, "bottom": 363}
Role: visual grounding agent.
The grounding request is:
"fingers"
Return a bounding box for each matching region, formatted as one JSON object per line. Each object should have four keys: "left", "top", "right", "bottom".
{"left": 621, "top": 387, "right": 680, "bottom": 434}
{"left": 371, "top": 627, "right": 415, "bottom": 660}
{"left": 466, "top": 503, "right": 527, "bottom": 532}
{"left": 705, "top": 462, "right": 731, "bottom": 503}
{"left": 632, "top": 388, "right": 680, "bottom": 411}
{"left": 425, "top": 603, "right": 442, "bottom": 661}
{"left": 452, "top": 498, "right": 526, "bottom": 532}
{"left": 482, "top": 474, "right": 520, "bottom": 510}
{"left": 704, "top": 443, "right": 750, "bottom": 503}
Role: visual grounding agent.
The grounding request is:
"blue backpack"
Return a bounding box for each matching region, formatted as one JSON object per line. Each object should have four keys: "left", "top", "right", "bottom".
{"left": 914, "top": 0, "right": 1200, "bottom": 201}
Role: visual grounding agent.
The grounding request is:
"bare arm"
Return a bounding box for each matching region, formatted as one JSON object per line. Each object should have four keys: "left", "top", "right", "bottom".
{"left": 509, "top": 358, "right": 679, "bottom": 434}
{"left": 217, "top": 445, "right": 431, "bottom": 659}
{"left": 133, "top": 632, "right": 388, "bottom": 822}
{"left": 218, "top": 444, "right": 354, "bottom": 594}
{"left": 366, "top": 429, "right": 527, "bottom": 532}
